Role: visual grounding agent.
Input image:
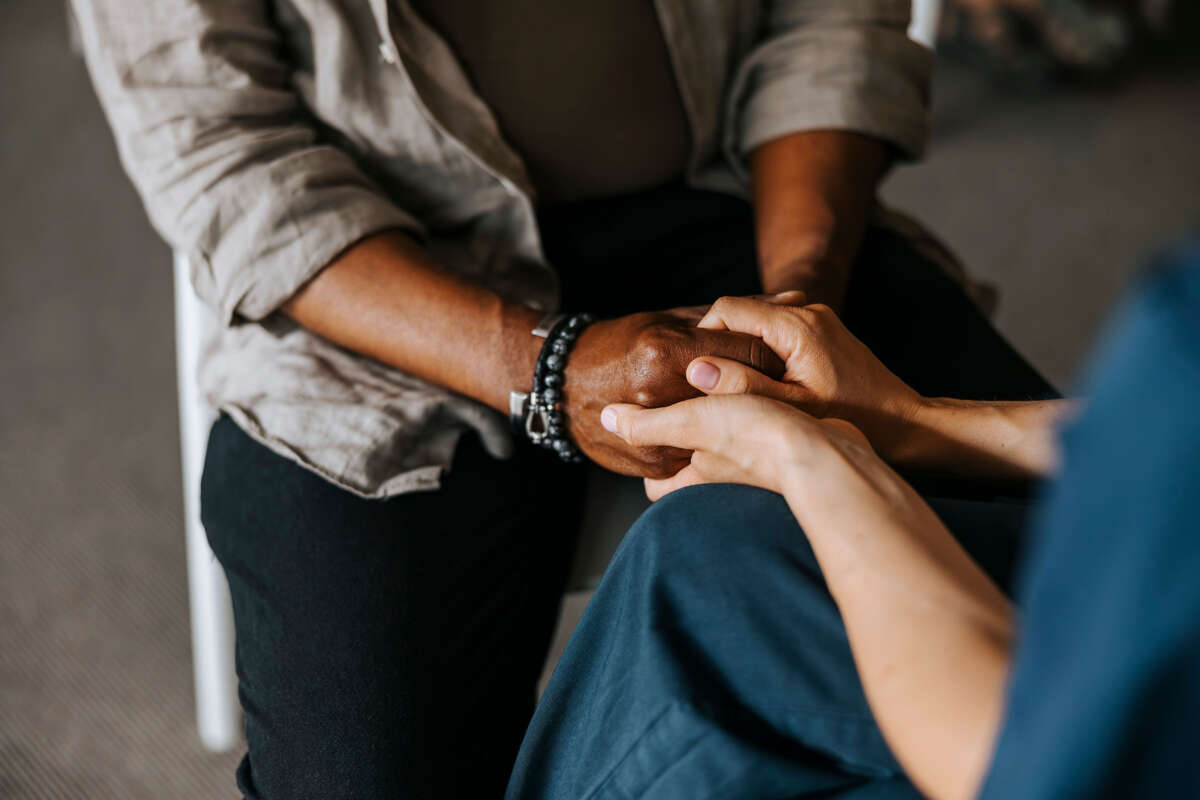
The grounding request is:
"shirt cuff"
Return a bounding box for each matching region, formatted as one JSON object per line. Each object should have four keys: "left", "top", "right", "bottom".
{"left": 188, "top": 150, "right": 427, "bottom": 325}
{"left": 725, "top": 27, "right": 933, "bottom": 184}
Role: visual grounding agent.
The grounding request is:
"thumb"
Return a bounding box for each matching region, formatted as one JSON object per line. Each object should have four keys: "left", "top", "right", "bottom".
{"left": 599, "top": 402, "right": 645, "bottom": 445}
{"left": 686, "top": 357, "right": 813, "bottom": 404}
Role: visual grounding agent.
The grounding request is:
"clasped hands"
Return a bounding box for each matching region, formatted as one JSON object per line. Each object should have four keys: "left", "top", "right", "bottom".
{"left": 567, "top": 291, "right": 922, "bottom": 502}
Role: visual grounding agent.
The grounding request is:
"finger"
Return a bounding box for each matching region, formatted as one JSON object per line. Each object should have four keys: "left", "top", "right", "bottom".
{"left": 696, "top": 295, "right": 793, "bottom": 337}
{"left": 669, "top": 292, "right": 803, "bottom": 324}
{"left": 602, "top": 400, "right": 725, "bottom": 453}
{"left": 687, "top": 449, "right": 770, "bottom": 488}
{"left": 643, "top": 463, "right": 707, "bottom": 502}
{"left": 686, "top": 356, "right": 815, "bottom": 405}
{"left": 688, "top": 327, "right": 786, "bottom": 380}
{"left": 643, "top": 450, "right": 753, "bottom": 501}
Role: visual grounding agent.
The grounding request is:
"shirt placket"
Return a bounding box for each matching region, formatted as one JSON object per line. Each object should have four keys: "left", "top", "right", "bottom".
{"left": 368, "top": 0, "right": 533, "bottom": 198}
{"left": 367, "top": 0, "right": 557, "bottom": 310}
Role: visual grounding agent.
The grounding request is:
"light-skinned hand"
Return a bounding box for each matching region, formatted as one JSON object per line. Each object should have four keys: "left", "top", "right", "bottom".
{"left": 682, "top": 296, "right": 923, "bottom": 460}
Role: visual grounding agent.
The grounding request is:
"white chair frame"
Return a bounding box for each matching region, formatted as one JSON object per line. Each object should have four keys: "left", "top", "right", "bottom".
{"left": 175, "top": 253, "right": 238, "bottom": 751}
{"left": 909, "top": 0, "right": 942, "bottom": 50}
{"left": 177, "top": 0, "right": 943, "bottom": 751}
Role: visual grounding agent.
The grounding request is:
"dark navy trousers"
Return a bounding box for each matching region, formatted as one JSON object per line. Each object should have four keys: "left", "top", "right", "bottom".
{"left": 508, "top": 239, "right": 1200, "bottom": 799}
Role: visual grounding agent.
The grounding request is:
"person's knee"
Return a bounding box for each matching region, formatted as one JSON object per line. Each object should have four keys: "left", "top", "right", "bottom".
{"left": 615, "top": 483, "right": 821, "bottom": 601}
{"left": 238, "top": 719, "right": 441, "bottom": 799}
{"left": 591, "top": 484, "right": 873, "bottom": 738}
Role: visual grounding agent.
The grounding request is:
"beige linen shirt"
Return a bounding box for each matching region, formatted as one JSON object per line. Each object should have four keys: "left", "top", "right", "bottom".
{"left": 72, "top": 0, "right": 932, "bottom": 497}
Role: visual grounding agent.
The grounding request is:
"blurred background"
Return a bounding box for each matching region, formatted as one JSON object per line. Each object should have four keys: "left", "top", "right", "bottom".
{"left": 1, "top": 0, "right": 1197, "bottom": 796}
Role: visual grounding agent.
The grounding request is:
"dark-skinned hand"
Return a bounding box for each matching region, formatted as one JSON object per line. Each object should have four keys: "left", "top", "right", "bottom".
{"left": 564, "top": 304, "right": 787, "bottom": 478}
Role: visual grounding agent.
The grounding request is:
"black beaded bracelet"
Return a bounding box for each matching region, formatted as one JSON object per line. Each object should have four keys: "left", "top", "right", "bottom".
{"left": 524, "top": 311, "right": 595, "bottom": 462}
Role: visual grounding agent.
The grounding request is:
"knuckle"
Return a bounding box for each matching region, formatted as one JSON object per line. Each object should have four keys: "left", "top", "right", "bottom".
{"left": 689, "top": 450, "right": 719, "bottom": 474}
{"left": 784, "top": 305, "right": 810, "bottom": 326}
{"left": 794, "top": 307, "right": 824, "bottom": 336}
{"left": 711, "top": 295, "right": 736, "bottom": 314}
{"left": 629, "top": 326, "right": 692, "bottom": 405}
{"left": 806, "top": 303, "right": 834, "bottom": 321}
{"left": 747, "top": 336, "right": 782, "bottom": 377}
{"left": 632, "top": 326, "right": 682, "bottom": 366}
{"left": 623, "top": 417, "right": 644, "bottom": 446}
{"left": 722, "top": 367, "right": 751, "bottom": 394}
{"left": 747, "top": 336, "right": 768, "bottom": 367}
{"left": 795, "top": 305, "right": 819, "bottom": 322}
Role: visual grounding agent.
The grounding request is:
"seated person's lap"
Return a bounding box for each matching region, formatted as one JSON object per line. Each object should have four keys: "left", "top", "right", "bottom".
{"left": 202, "top": 425, "right": 587, "bottom": 798}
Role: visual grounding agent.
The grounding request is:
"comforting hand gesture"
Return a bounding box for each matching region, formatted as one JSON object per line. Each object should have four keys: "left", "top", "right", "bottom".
{"left": 601, "top": 393, "right": 873, "bottom": 501}
{"left": 565, "top": 306, "right": 785, "bottom": 479}
{"left": 598, "top": 292, "right": 1069, "bottom": 500}
{"left": 683, "top": 294, "right": 922, "bottom": 458}
{"left": 592, "top": 292, "right": 920, "bottom": 497}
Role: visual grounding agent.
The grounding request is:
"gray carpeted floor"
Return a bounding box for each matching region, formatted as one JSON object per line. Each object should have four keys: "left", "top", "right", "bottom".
{"left": 1, "top": 1, "right": 1197, "bottom": 797}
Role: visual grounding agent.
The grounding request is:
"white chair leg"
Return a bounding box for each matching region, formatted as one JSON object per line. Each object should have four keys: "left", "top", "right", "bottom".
{"left": 910, "top": 0, "right": 943, "bottom": 50}
{"left": 174, "top": 252, "right": 240, "bottom": 752}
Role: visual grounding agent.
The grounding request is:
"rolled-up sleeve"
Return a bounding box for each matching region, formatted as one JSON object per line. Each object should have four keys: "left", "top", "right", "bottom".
{"left": 725, "top": 0, "right": 933, "bottom": 179}
{"left": 71, "top": 0, "right": 423, "bottom": 324}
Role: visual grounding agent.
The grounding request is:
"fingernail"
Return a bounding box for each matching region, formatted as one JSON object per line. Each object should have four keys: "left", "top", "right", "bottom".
{"left": 688, "top": 361, "right": 720, "bottom": 390}
{"left": 601, "top": 407, "right": 619, "bottom": 433}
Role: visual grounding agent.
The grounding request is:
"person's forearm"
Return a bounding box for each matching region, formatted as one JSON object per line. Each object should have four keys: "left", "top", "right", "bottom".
{"left": 282, "top": 230, "right": 544, "bottom": 414}
{"left": 751, "top": 130, "right": 891, "bottom": 306}
{"left": 780, "top": 444, "right": 1014, "bottom": 800}
{"left": 882, "top": 398, "right": 1075, "bottom": 479}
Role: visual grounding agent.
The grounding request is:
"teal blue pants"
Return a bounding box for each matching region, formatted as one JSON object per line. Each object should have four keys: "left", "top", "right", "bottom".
{"left": 507, "top": 485, "right": 1026, "bottom": 800}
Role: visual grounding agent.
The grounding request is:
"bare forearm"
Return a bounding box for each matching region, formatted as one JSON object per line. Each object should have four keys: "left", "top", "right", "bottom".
{"left": 751, "top": 130, "right": 890, "bottom": 303}
{"left": 885, "top": 398, "right": 1075, "bottom": 479}
{"left": 781, "top": 447, "right": 1013, "bottom": 800}
{"left": 281, "top": 230, "right": 543, "bottom": 414}
{"left": 840, "top": 592, "right": 1011, "bottom": 800}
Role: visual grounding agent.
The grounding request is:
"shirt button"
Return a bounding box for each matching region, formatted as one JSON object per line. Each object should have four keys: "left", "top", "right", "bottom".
{"left": 378, "top": 42, "right": 398, "bottom": 65}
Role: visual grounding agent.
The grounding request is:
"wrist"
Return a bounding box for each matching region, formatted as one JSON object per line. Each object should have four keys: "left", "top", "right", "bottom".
{"left": 827, "top": 389, "right": 926, "bottom": 465}
{"left": 875, "top": 395, "right": 945, "bottom": 466}
{"left": 515, "top": 312, "right": 596, "bottom": 462}
{"left": 777, "top": 428, "right": 858, "bottom": 535}
{"left": 499, "top": 303, "right": 547, "bottom": 403}
{"left": 775, "top": 417, "right": 834, "bottom": 489}
{"left": 759, "top": 227, "right": 835, "bottom": 278}
{"left": 760, "top": 253, "right": 851, "bottom": 306}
